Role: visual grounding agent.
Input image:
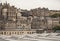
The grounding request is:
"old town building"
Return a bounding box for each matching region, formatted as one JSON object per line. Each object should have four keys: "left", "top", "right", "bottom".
{"left": 0, "top": 2, "right": 32, "bottom": 31}
{"left": 0, "top": 2, "right": 60, "bottom": 35}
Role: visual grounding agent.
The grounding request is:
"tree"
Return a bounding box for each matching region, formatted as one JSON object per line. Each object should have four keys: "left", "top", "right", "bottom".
{"left": 50, "top": 13, "right": 60, "bottom": 18}
{"left": 52, "top": 26, "right": 60, "bottom": 32}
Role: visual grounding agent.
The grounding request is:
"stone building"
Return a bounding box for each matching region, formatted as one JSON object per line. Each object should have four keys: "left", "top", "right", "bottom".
{"left": 0, "top": 2, "right": 35, "bottom": 35}
{"left": 0, "top": 2, "right": 18, "bottom": 30}
{"left": 0, "top": 2, "right": 33, "bottom": 31}
{"left": 30, "top": 8, "right": 49, "bottom": 30}
{"left": 30, "top": 7, "right": 50, "bottom": 17}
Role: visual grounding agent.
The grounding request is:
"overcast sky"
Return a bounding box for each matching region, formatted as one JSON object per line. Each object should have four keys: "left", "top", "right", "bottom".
{"left": 0, "top": 0, "right": 60, "bottom": 10}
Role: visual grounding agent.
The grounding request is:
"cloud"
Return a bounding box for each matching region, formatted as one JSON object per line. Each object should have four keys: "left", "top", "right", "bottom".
{"left": 0, "top": 0, "right": 60, "bottom": 10}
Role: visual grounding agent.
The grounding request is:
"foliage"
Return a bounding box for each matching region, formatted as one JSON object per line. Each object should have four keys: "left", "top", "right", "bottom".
{"left": 50, "top": 13, "right": 60, "bottom": 18}
{"left": 52, "top": 26, "right": 60, "bottom": 31}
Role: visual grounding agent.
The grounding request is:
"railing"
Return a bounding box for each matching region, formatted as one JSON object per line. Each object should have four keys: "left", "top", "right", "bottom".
{"left": 0, "top": 31, "right": 36, "bottom": 35}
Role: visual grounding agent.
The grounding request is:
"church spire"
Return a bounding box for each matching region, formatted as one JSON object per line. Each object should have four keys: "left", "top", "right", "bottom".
{"left": 6, "top": 1, "right": 7, "bottom": 5}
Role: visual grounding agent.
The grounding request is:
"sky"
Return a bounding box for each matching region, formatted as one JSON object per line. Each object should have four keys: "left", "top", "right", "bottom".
{"left": 0, "top": 0, "right": 60, "bottom": 10}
